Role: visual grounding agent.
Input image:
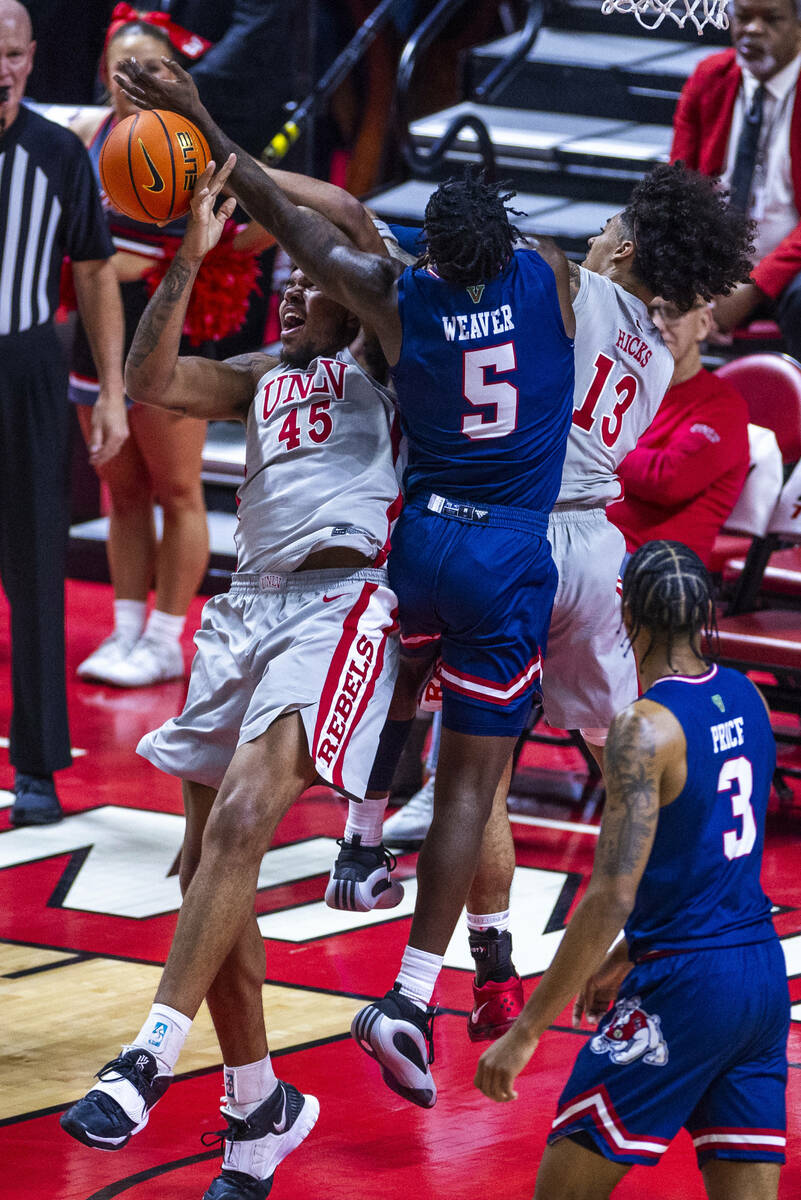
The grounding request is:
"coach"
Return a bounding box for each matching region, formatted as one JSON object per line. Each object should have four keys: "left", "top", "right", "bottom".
{"left": 0, "top": 1, "right": 125, "bottom": 825}
{"left": 671, "top": 0, "right": 801, "bottom": 354}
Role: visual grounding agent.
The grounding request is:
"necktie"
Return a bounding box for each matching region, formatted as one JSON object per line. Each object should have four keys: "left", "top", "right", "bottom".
{"left": 729, "top": 84, "right": 767, "bottom": 214}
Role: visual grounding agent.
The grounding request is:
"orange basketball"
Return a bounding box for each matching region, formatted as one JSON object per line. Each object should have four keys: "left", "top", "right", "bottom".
{"left": 98, "top": 109, "right": 210, "bottom": 224}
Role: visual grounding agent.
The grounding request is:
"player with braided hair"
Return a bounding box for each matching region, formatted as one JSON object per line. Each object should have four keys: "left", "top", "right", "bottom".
{"left": 620, "top": 540, "right": 719, "bottom": 670}
{"left": 415, "top": 170, "right": 525, "bottom": 285}
{"left": 476, "top": 540, "right": 789, "bottom": 1200}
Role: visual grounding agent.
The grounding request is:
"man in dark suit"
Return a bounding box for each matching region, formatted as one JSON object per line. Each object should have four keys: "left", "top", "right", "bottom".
{"left": 671, "top": 0, "right": 801, "bottom": 356}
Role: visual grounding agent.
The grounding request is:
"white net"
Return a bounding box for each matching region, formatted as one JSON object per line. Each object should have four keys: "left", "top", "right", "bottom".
{"left": 600, "top": 0, "right": 729, "bottom": 34}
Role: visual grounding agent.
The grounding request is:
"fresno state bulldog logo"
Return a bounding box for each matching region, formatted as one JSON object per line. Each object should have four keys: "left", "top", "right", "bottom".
{"left": 590, "top": 995, "right": 669, "bottom": 1066}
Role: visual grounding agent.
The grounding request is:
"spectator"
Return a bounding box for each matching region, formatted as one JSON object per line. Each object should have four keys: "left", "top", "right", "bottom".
{"left": 671, "top": 0, "right": 801, "bottom": 355}
{"left": 0, "top": 0, "right": 125, "bottom": 824}
{"left": 609, "top": 298, "right": 750, "bottom": 568}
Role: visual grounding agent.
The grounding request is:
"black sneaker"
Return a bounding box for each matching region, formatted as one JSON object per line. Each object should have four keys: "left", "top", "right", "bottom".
{"left": 10, "top": 773, "right": 62, "bottom": 826}
{"left": 60, "top": 1048, "right": 172, "bottom": 1150}
{"left": 351, "top": 985, "right": 438, "bottom": 1108}
{"left": 201, "top": 1081, "right": 320, "bottom": 1198}
{"left": 324, "top": 836, "right": 404, "bottom": 912}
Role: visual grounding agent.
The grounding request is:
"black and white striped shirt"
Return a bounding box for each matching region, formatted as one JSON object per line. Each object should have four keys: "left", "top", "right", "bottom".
{"left": 0, "top": 105, "right": 112, "bottom": 338}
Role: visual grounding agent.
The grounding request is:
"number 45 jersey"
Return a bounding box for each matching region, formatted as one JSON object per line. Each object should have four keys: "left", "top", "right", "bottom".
{"left": 625, "top": 663, "right": 777, "bottom": 961}
{"left": 558, "top": 267, "right": 673, "bottom": 506}
{"left": 235, "top": 349, "right": 401, "bottom": 574}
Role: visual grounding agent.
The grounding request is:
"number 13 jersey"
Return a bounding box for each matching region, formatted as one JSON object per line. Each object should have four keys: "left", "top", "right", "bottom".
{"left": 558, "top": 267, "right": 673, "bottom": 507}
{"left": 235, "top": 349, "right": 401, "bottom": 574}
{"left": 625, "top": 663, "right": 776, "bottom": 961}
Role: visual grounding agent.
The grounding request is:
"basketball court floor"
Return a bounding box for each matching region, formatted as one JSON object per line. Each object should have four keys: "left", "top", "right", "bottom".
{"left": 1, "top": 579, "right": 799, "bottom": 1199}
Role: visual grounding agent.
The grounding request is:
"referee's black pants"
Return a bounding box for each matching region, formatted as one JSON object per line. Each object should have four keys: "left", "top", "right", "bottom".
{"left": 0, "top": 326, "right": 72, "bottom": 775}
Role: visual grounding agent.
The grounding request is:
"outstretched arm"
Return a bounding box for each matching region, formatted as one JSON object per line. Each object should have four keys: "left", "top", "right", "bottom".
{"left": 117, "top": 59, "right": 403, "bottom": 363}
{"left": 126, "top": 158, "right": 275, "bottom": 420}
{"left": 474, "top": 700, "right": 681, "bottom": 1103}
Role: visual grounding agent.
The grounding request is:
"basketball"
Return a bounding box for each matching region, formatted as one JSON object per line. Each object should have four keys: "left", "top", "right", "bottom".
{"left": 98, "top": 109, "right": 210, "bottom": 224}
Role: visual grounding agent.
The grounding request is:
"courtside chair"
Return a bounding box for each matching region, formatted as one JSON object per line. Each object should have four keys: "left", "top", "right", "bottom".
{"left": 713, "top": 460, "right": 801, "bottom": 801}
{"left": 714, "top": 354, "right": 801, "bottom": 612}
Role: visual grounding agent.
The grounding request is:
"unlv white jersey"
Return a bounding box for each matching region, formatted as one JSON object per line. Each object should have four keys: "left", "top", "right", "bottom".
{"left": 557, "top": 267, "right": 674, "bottom": 506}
{"left": 235, "top": 349, "right": 401, "bottom": 573}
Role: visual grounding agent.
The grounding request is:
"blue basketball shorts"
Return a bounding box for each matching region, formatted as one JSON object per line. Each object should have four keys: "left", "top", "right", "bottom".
{"left": 388, "top": 492, "right": 558, "bottom": 737}
{"left": 549, "top": 938, "right": 790, "bottom": 1168}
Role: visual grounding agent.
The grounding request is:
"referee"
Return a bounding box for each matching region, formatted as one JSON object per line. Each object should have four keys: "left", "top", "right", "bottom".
{"left": 0, "top": 0, "right": 125, "bottom": 824}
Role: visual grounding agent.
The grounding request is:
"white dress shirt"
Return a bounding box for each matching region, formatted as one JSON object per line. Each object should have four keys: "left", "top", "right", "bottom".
{"left": 722, "top": 52, "right": 801, "bottom": 262}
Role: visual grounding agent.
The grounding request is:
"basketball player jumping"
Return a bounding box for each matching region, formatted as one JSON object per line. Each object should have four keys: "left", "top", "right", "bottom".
{"left": 358, "top": 165, "right": 754, "bottom": 1044}
{"left": 476, "top": 541, "right": 790, "bottom": 1200}
{"left": 114, "top": 55, "right": 576, "bottom": 1114}
{"left": 60, "top": 157, "right": 404, "bottom": 1198}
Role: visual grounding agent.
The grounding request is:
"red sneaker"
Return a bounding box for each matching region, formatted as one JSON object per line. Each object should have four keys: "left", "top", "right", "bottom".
{"left": 467, "top": 974, "right": 524, "bottom": 1042}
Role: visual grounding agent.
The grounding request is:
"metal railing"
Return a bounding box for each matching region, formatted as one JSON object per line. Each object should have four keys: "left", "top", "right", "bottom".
{"left": 396, "top": 0, "right": 546, "bottom": 181}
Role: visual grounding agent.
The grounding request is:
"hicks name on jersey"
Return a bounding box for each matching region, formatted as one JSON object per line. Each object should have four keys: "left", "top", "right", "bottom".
{"left": 711, "top": 716, "right": 745, "bottom": 754}
{"left": 616, "top": 328, "right": 653, "bottom": 368}
{"left": 441, "top": 305, "right": 515, "bottom": 342}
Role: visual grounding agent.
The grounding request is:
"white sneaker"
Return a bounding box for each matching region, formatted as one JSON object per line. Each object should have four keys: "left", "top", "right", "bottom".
{"left": 202, "top": 1081, "right": 319, "bottom": 1198}
{"left": 382, "top": 775, "right": 435, "bottom": 848}
{"left": 324, "top": 836, "right": 404, "bottom": 912}
{"left": 95, "top": 634, "right": 184, "bottom": 688}
{"left": 77, "top": 633, "right": 138, "bottom": 682}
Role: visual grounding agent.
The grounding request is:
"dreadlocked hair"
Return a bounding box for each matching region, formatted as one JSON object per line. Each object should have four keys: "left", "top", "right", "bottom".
{"left": 418, "top": 169, "right": 525, "bottom": 285}
{"left": 622, "top": 540, "right": 718, "bottom": 669}
{"left": 620, "top": 162, "right": 754, "bottom": 312}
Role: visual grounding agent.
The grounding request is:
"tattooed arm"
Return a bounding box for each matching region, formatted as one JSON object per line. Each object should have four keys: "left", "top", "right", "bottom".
{"left": 475, "top": 699, "right": 685, "bottom": 1103}
{"left": 117, "top": 58, "right": 404, "bottom": 364}
{"left": 125, "top": 158, "right": 276, "bottom": 420}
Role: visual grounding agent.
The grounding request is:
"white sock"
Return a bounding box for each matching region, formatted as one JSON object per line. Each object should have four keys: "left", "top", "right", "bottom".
{"left": 344, "top": 795, "right": 388, "bottom": 846}
{"left": 114, "top": 598, "right": 146, "bottom": 644}
{"left": 132, "top": 1003, "right": 192, "bottom": 1073}
{"left": 144, "top": 609, "right": 185, "bottom": 646}
{"left": 395, "top": 945, "right": 443, "bottom": 1010}
{"left": 223, "top": 1055, "right": 278, "bottom": 1117}
{"left": 466, "top": 908, "right": 510, "bottom": 934}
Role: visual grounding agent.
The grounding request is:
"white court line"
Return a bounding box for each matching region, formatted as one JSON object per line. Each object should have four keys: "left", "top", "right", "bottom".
{"left": 0, "top": 737, "right": 86, "bottom": 757}
{"left": 510, "top": 813, "right": 600, "bottom": 835}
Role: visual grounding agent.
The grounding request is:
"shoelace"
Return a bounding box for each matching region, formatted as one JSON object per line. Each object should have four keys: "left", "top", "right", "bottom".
{"left": 335, "top": 837, "right": 397, "bottom": 873}
{"left": 96, "top": 1053, "right": 150, "bottom": 1088}
{"left": 200, "top": 1108, "right": 248, "bottom": 1151}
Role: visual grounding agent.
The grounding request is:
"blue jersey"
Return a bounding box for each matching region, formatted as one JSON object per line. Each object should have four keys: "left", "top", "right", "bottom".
{"left": 625, "top": 663, "right": 776, "bottom": 959}
{"left": 391, "top": 249, "right": 574, "bottom": 510}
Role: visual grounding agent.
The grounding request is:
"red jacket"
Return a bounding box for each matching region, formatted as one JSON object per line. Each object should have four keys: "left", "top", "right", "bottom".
{"left": 609, "top": 367, "right": 749, "bottom": 567}
{"left": 671, "top": 49, "right": 801, "bottom": 299}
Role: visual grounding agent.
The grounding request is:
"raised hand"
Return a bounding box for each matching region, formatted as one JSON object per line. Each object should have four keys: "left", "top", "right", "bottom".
{"left": 114, "top": 57, "right": 205, "bottom": 125}
{"left": 181, "top": 156, "right": 238, "bottom": 263}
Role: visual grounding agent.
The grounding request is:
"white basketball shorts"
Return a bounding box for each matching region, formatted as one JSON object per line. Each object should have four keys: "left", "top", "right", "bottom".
{"left": 137, "top": 566, "right": 399, "bottom": 798}
{"left": 542, "top": 507, "right": 637, "bottom": 736}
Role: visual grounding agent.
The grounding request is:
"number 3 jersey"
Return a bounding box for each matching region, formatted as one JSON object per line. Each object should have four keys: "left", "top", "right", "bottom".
{"left": 558, "top": 267, "right": 673, "bottom": 506}
{"left": 234, "top": 349, "right": 401, "bottom": 573}
{"left": 391, "top": 248, "right": 574, "bottom": 511}
{"left": 625, "top": 663, "right": 776, "bottom": 961}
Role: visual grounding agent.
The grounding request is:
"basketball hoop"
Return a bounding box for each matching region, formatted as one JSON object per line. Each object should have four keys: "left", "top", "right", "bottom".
{"left": 600, "top": 0, "right": 729, "bottom": 34}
